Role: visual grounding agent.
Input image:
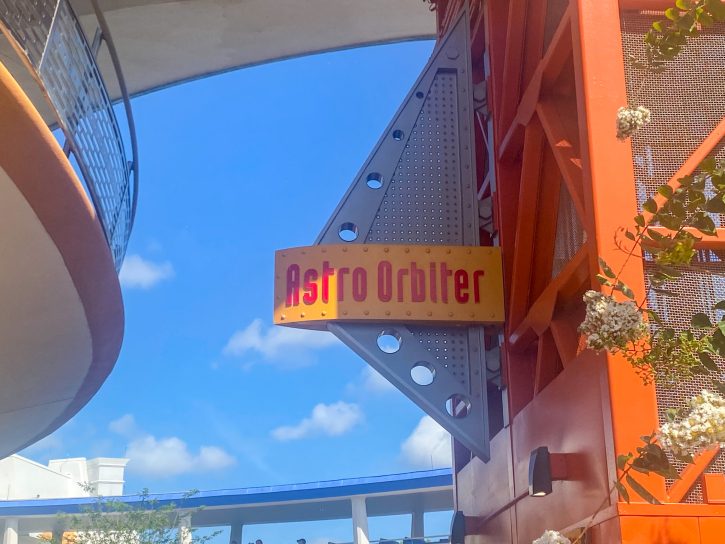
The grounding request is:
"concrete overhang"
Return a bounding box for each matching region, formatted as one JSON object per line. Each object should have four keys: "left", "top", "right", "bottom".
{"left": 0, "top": 61, "right": 124, "bottom": 459}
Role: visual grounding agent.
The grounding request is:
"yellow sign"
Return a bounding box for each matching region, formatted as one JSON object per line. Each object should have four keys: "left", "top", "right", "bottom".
{"left": 274, "top": 245, "right": 504, "bottom": 329}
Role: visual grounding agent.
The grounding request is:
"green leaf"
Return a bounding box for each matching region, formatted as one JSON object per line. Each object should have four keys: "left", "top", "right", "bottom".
{"left": 652, "top": 20, "right": 666, "bottom": 32}
{"left": 665, "top": 7, "right": 680, "bottom": 20}
{"left": 714, "top": 301, "right": 725, "bottom": 311}
{"left": 599, "top": 257, "right": 617, "bottom": 278}
{"left": 658, "top": 185, "right": 674, "bottom": 198}
{"left": 705, "top": 196, "right": 725, "bottom": 214}
{"left": 692, "top": 213, "right": 717, "bottom": 236}
{"left": 653, "top": 287, "right": 679, "bottom": 297}
{"left": 692, "top": 313, "right": 713, "bottom": 328}
{"left": 643, "top": 198, "right": 658, "bottom": 213}
{"left": 596, "top": 274, "right": 613, "bottom": 286}
{"left": 662, "top": 328, "right": 676, "bottom": 340}
{"left": 617, "top": 454, "right": 631, "bottom": 470}
{"left": 699, "top": 352, "right": 719, "bottom": 372}
{"left": 626, "top": 474, "right": 661, "bottom": 504}
{"left": 625, "top": 230, "right": 636, "bottom": 241}
{"left": 718, "top": 321, "right": 725, "bottom": 336}
{"left": 617, "top": 282, "right": 636, "bottom": 300}
{"left": 700, "top": 156, "right": 717, "bottom": 173}
{"left": 615, "top": 480, "right": 631, "bottom": 503}
{"left": 634, "top": 214, "right": 645, "bottom": 227}
{"left": 645, "top": 309, "right": 663, "bottom": 324}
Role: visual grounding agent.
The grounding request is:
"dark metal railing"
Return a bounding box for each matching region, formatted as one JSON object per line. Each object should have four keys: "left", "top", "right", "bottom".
{"left": 0, "top": 0, "right": 138, "bottom": 269}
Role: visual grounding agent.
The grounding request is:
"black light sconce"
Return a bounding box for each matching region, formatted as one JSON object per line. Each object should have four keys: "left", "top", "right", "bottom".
{"left": 449, "top": 511, "right": 485, "bottom": 544}
{"left": 529, "top": 446, "right": 569, "bottom": 497}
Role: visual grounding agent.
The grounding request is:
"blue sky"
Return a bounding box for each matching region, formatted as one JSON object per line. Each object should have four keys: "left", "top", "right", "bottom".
{"left": 22, "top": 39, "right": 454, "bottom": 544}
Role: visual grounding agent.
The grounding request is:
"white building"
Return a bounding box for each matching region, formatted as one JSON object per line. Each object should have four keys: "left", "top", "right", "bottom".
{"left": 0, "top": 456, "right": 128, "bottom": 500}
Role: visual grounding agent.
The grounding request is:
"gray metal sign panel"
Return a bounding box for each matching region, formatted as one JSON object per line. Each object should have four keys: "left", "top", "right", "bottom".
{"left": 315, "top": 10, "right": 491, "bottom": 461}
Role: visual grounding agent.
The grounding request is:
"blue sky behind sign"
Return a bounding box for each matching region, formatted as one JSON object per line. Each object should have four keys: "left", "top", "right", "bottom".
{"left": 22, "top": 38, "right": 454, "bottom": 544}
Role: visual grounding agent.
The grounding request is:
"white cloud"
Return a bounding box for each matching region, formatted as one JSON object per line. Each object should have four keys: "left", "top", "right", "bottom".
{"left": 346, "top": 366, "right": 397, "bottom": 395}
{"left": 271, "top": 402, "right": 363, "bottom": 441}
{"left": 119, "top": 255, "right": 174, "bottom": 289}
{"left": 400, "top": 416, "right": 452, "bottom": 469}
{"left": 223, "top": 319, "right": 339, "bottom": 366}
{"left": 20, "top": 432, "right": 63, "bottom": 457}
{"left": 110, "top": 414, "right": 234, "bottom": 478}
{"left": 361, "top": 366, "right": 396, "bottom": 393}
{"left": 109, "top": 414, "right": 138, "bottom": 437}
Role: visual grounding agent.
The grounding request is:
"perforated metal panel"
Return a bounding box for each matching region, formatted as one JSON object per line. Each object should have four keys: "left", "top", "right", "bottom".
{"left": 552, "top": 181, "right": 586, "bottom": 279}
{"left": 317, "top": 10, "right": 492, "bottom": 460}
{"left": 622, "top": 11, "right": 725, "bottom": 503}
{"left": 0, "top": 0, "right": 136, "bottom": 268}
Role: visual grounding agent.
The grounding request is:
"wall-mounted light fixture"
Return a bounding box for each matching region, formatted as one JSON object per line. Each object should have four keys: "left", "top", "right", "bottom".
{"left": 529, "top": 446, "right": 569, "bottom": 497}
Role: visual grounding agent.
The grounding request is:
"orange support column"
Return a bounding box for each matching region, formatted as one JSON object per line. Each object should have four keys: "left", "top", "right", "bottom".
{"left": 571, "top": 0, "right": 663, "bottom": 504}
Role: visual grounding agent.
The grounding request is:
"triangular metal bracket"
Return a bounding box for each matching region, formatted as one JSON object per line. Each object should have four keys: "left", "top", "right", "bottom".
{"left": 314, "top": 8, "right": 491, "bottom": 461}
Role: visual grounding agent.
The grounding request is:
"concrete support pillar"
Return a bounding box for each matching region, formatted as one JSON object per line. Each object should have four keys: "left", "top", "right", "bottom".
{"left": 229, "top": 524, "right": 243, "bottom": 544}
{"left": 411, "top": 509, "right": 425, "bottom": 538}
{"left": 3, "top": 519, "right": 18, "bottom": 544}
{"left": 179, "top": 514, "right": 192, "bottom": 544}
{"left": 351, "top": 497, "right": 369, "bottom": 544}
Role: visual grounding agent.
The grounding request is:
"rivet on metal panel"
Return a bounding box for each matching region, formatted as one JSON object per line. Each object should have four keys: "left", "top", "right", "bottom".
{"left": 300, "top": 312, "right": 306, "bottom": 318}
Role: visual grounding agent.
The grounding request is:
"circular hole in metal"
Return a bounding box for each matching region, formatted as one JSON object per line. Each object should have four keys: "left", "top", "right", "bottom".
{"left": 338, "top": 222, "right": 358, "bottom": 242}
{"left": 366, "top": 172, "right": 383, "bottom": 189}
{"left": 377, "top": 330, "right": 402, "bottom": 354}
{"left": 446, "top": 394, "right": 471, "bottom": 418}
{"left": 411, "top": 362, "right": 435, "bottom": 386}
{"left": 415, "top": 91, "right": 424, "bottom": 99}
{"left": 392, "top": 129, "right": 404, "bottom": 141}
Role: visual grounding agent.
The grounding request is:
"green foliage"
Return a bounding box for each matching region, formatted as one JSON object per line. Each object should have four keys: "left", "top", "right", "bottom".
{"left": 601, "top": 157, "right": 725, "bottom": 387}
{"left": 637, "top": 0, "right": 725, "bottom": 70}
{"left": 51, "top": 488, "right": 219, "bottom": 544}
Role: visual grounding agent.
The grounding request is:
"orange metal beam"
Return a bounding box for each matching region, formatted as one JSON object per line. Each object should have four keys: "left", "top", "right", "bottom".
{"left": 667, "top": 447, "right": 721, "bottom": 503}
{"left": 509, "top": 245, "right": 589, "bottom": 349}
{"left": 537, "top": 99, "right": 587, "bottom": 225}
{"left": 497, "top": 7, "right": 572, "bottom": 161}
{"left": 644, "top": 117, "right": 725, "bottom": 219}
{"left": 647, "top": 227, "right": 725, "bottom": 249}
{"left": 571, "top": 0, "right": 663, "bottom": 502}
{"left": 508, "top": 118, "right": 546, "bottom": 328}
{"left": 497, "top": 0, "right": 528, "bottom": 138}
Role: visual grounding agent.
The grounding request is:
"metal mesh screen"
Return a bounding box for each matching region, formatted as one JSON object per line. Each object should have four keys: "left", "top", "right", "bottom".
{"left": 621, "top": 11, "right": 725, "bottom": 503}
{"left": 551, "top": 180, "right": 585, "bottom": 278}
{"left": 366, "top": 71, "right": 462, "bottom": 245}
{"left": 0, "top": 0, "right": 55, "bottom": 66}
{"left": 621, "top": 13, "right": 725, "bottom": 210}
{"left": 645, "top": 255, "right": 725, "bottom": 503}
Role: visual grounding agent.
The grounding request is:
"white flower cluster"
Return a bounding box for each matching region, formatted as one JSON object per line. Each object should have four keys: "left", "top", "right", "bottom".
{"left": 579, "top": 290, "right": 647, "bottom": 352}
{"left": 616, "top": 106, "right": 651, "bottom": 140}
{"left": 657, "top": 390, "right": 725, "bottom": 458}
{"left": 532, "top": 530, "right": 571, "bottom": 544}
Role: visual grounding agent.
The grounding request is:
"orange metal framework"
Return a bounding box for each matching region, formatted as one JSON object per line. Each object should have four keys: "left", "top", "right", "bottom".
{"left": 432, "top": 0, "right": 725, "bottom": 542}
